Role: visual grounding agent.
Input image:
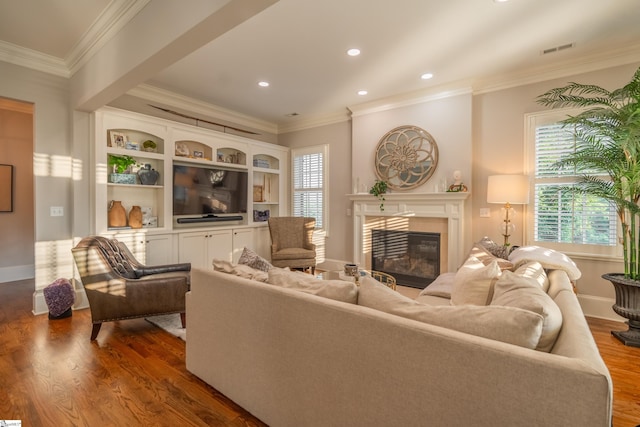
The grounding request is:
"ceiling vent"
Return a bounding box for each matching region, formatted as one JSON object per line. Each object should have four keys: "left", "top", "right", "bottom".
{"left": 542, "top": 43, "right": 575, "bottom": 55}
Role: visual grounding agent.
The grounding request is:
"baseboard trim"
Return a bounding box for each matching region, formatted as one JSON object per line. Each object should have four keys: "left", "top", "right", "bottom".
{"left": 578, "top": 294, "right": 625, "bottom": 322}
{"left": 0, "top": 264, "right": 35, "bottom": 283}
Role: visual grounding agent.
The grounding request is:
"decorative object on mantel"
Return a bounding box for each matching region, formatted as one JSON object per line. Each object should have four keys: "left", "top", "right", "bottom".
{"left": 446, "top": 170, "right": 468, "bottom": 192}
{"left": 108, "top": 200, "right": 127, "bottom": 228}
{"left": 374, "top": 125, "right": 439, "bottom": 190}
{"left": 129, "top": 205, "right": 143, "bottom": 229}
{"left": 369, "top": 179, "right": 388, "bottom": 211}
{"left": 138, "top": 163, "right": 159, "bottom": 185}
{"left": 537, "top": 65, "right": 640, "bottom": 346}
{"left": 108, "top": 154, "right": 137, "bottom": 184}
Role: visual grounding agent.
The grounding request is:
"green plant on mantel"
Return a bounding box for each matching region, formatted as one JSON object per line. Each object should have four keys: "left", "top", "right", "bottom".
{"left": 108, "top": 154, "right": 137, "bottom": 174}
{"left": 369, "top": 179, "right": 388, "bottom": 211}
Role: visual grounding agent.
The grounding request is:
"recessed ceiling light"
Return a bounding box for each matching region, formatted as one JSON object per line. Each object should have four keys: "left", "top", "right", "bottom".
{"left": 421, "top": 73, "right": 434, "bottom": 80}
{"left": 493, "top": 0, "right": 509, "bottom": 2}
{"left": 258, "top": 81, "right": 270, "bottom": 87}
{"left": 357, "top": 90, "right": 368, "bottom": 96}
{"left": 347, "top": 48, "right": 361, "bottom": 57}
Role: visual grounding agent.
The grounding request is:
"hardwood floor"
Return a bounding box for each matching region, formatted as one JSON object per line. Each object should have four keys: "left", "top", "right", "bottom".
{"left": 1, "top": 279, "right": 639, "bottom": 426}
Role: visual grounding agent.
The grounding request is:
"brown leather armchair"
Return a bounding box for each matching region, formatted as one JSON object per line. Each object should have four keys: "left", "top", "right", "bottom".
{"left": 72, "top": 236, "right": 191, "bottom": 340}
{"left": 268, "top": 216, "right": 316, "bottom": 273}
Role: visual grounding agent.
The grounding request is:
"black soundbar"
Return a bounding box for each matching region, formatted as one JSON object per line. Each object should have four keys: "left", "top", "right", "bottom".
{"left": 177, "top": 215, "right": 243, "bottom": 224}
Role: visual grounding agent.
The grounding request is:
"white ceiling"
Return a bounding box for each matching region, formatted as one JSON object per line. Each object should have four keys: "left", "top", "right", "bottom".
{"left": 1, "top": 0, "right": 640, "bottom": 131}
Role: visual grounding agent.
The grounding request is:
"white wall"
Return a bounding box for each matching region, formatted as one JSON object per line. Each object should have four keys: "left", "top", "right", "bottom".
{"left": 472, "top": 62, "right": 640, "bottom": 320}
{"left": 279, "top": 121, "right": 353, "bottom": 263}
{"left": 352, "top": 92, "right": 473, "bottom": 196}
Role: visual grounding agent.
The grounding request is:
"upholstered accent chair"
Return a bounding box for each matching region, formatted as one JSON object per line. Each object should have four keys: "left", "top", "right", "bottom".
{"left": 72, "top": 236, "right": 191, "bottom": 340}
{"left": 268, "top": 216, "right": 317, "bottom": 273}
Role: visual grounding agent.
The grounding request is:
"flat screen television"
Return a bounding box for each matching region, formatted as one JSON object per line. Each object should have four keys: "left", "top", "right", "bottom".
{"left": 173, "top": 163, "right": 248, "bottom": 222}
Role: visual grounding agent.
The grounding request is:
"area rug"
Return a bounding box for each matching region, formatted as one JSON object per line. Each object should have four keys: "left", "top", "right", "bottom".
{"left": 146, "top": 314, "right": 186, "bottom": 341}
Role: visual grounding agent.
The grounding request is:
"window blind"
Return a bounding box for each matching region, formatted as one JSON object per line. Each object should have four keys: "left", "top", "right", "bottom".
{"left": 533, "top": 122, "right": 617, "bottom": 246}
{"left": 292, "top": 149, "right": 324, "bottom": 229}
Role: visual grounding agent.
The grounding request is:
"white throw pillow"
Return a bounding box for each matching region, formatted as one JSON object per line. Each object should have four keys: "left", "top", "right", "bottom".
{"left": 451, "top": 256, "right": 501, "bottom": 306}
{"left": 212, "top": 258, "right": 269, "bottom": 282}
{"left": 358, "top": 276, "right": 543, "bottom": 349}
{"left": 513, "top": 261, "right": 550, "bottom": 293}
{"left": 491, "top": 270, "right": 563, "bottom": 352}
{"left": 267, "top": 267, "right": 358, "bottom": 304}
{"left": 418, "top": 272, "right": 455, "bottom": 298}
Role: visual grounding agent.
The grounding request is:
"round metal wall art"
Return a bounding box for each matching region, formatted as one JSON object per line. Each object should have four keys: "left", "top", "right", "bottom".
{"left": 374, "top": 125, "right": 439, "bottom": 190}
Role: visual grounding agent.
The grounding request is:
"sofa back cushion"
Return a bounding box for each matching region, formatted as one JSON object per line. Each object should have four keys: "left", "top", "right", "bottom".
{"left": 268, "top": 268, "right": 358, "bottom": 304}
{"left": 491, "top": 270, "right": 562, "bottom": 352}
{"left": 358, "top": 276, "right": 544, "bottom": 349}
{"left": 451, "top": 256, "right": 501, "bottom": 306}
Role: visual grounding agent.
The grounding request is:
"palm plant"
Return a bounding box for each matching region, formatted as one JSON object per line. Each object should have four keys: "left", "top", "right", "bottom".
{"left": 537, "top": 66, "right": 640, "bottom": 279}
{"left": 537, "top": 66, "right": 640, "bottom": 346}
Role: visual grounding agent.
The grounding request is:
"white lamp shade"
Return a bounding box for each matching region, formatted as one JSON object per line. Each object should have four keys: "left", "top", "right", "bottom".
{"left": 487, "top": 175, "right": 529, "bottom": 204}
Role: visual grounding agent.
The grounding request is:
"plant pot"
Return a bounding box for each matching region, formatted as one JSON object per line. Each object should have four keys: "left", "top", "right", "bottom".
{"left": 602, "top": 273, "right": 640, "bottom": 347}
{"left": 109, "top": 173, "right": 136, "bottom": 184}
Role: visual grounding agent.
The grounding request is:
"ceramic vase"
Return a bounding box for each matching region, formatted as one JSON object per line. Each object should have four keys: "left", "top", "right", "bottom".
{"left": 108, "top": 201, "right": 127, "bottom": 228}
{"left": 137, "top": 163, "right": 159, "bottom": 185}
{"left": 129, "top": 205, "right": 143, "bottom": 229}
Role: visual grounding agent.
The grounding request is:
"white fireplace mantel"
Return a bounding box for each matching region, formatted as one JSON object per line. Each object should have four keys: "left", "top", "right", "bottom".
{"left": 349, "top": 192, "right": 471, "bottom": 273}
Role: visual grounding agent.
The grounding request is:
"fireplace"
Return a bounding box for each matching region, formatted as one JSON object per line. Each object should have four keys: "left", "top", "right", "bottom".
{"left": 371, "top": 229, "right": 440, "bottom": 289}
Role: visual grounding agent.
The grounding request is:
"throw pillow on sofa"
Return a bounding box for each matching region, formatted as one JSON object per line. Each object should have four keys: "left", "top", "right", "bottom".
{"left": 212, "top": 258, "right": 269, "bottom": 282}
{"left": 513, "top": 261, "right": 550, "bottom": 293}
{"left": 358, "top": 276, "right": 544, "bottom": 349}
{"left": 238, "top": 247, "right": 273, "bottom": 272}
{"left": 267, "top": 268, "right": 358, "bottom": 304}
{"left": 466, "top": 243, "right": 514, "bottom": 271}
{"left": 451, "top": 256, "right": 501, "bottom": 306}
{"left": 491, "top": 270, "right": 562, "bottom": 352}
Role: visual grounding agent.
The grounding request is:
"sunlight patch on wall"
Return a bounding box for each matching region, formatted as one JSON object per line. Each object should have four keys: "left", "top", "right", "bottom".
{"left": 33, "top": 153, "right": 74, "bottom": 178}
{"left": 96, "top": 161, "right": 107, "bottom": 184}
{"left": 72, "top": 157, "right": 83, "bottom": 181}
{"left": 35, "top": 239, "right": 74, "bottom": 290}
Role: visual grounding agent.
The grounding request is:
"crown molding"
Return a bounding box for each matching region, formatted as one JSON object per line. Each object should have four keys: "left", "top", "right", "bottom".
{"left": 277, "top": 110, "right": 351, "bottom": 134}
{"left": 67, "top": 0, "right": 150, "bottom": 75}
{"left": 0, "top": 40, "right": 69, "bottom": 77}
{"left": 348, "top": 86, "right": 473, "bottom": 117}
{"left": 472, "top": 42, "right": 640, "bottom": 95}
{"left": 127, "top": 84, "right": 278, "bottom": 134}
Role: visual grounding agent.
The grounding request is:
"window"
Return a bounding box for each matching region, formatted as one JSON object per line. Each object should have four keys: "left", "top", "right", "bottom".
{"left": 291, "top": 145, "right": 328, "bottom": 232}
{"left": 526, "top": 110, "right": 617, "bottom": 255}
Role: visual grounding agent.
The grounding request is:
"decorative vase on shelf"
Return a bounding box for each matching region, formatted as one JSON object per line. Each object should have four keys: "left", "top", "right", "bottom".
{"left": 108, "top": 201, "right": 127, "bottom": 228}
{"left": 137, "top": 163, "right": 159, "bottom": 185}
{"left": 129, "top": 206, "right": 143, "bottom": 229}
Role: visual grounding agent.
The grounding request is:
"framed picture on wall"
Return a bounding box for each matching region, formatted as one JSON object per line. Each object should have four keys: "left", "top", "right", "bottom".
{"left": 0, "top": 164, "right": 14, "bottom": 212}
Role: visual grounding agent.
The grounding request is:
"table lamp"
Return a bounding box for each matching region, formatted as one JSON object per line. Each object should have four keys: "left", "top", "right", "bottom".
{"left": 487, "top": 175, "right": 529, "bottom": 246}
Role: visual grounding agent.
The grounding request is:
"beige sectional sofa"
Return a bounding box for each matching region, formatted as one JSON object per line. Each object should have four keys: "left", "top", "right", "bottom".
{"left": 185, "top": 250, "right": 612, "bottom": 427}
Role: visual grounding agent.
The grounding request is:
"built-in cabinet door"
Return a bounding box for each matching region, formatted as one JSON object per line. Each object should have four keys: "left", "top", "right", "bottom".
{"left": 178, "top": 232, "right": 210, "bottom": 269}
{"left": 144, "top": 234, "right": 175, "bottom": 265}
{"left": 232, "top": 228, "right": 253, "bottom": 262}
{"left": 208, "top": 229, "right": 234, "bottom": 264}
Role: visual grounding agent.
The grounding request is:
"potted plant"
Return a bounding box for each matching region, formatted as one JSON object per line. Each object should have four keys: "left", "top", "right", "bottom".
{"left": 108, "top": 154, "right": 138, "bottom": 184}
{"left": 369, "top": 179, "right": 388, "bottom": 211}
{"left": 537, "top": 66, "right": 640, "bottom": 346}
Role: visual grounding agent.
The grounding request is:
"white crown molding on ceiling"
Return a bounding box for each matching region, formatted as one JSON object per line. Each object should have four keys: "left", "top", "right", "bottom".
{"left": 66, "top": 0, "right": 150, "bottom": 75}
{"left": 0, "top": 39, "right": 69, "bottom": 77}
{"left": 0, "top": 0, "right": 146, "bottom": 78}
{"left": 127, "top": 84, "right": 279, "bottom": 135}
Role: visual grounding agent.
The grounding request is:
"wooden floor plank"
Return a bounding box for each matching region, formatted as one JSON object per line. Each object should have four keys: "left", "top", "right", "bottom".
{"left": 1, "top": 279, "right": 639, "bottom": 426}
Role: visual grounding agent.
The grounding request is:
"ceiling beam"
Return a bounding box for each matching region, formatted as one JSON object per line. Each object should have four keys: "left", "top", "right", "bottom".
{"left": 70, "top": 0, "right": 278, "bottom": 112}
